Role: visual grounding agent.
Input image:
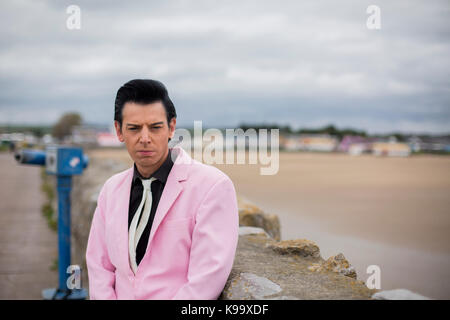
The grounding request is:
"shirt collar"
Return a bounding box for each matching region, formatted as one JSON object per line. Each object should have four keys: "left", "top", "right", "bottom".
{"left": 132, "top": 148, "right": 174, "bottom": 185}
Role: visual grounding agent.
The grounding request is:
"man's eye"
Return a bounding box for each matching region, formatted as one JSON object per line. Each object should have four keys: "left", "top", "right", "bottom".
{"left": 152, "top": 126, "right": 162, "bottom": 129}
{"left": 129, "top": 127, "right": 138, "bottom": 131}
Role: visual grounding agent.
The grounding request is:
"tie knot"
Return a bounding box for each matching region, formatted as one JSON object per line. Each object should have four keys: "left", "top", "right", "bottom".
{"left": 141, "top": 177, "right": 156, "bottom": 190}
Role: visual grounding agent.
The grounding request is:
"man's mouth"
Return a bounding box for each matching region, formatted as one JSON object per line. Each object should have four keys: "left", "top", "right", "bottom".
{"left": 137, "top": 150, "right": 155, "bottom": 156}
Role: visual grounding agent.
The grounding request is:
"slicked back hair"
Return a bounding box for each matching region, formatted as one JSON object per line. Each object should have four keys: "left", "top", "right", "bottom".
{"left": 114, "top": 79, "right": 177, "bottom": 129}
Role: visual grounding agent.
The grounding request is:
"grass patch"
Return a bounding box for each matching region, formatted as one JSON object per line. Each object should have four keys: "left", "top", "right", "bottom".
{"left": 50, "top": 258, "right": 58, "bottom": 271}
{"left": 40, "top": 167, "right": 57, "bottom": 231}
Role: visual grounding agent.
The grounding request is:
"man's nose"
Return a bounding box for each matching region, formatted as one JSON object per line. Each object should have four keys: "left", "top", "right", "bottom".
{"left": 139, "top": 127, "right": 151, "bottom": 144}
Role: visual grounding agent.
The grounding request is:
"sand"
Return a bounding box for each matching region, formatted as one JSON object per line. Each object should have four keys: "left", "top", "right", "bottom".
{"left": 213, "top": 151, "right": 450, "bottom": 299}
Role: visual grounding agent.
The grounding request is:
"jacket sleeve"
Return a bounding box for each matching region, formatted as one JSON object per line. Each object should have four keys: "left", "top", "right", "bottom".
{"left": 85, "top": 184, "right": 117, "bottom": 300}
{"left": 172, "top": 176, "right": 239, "bottom": 300}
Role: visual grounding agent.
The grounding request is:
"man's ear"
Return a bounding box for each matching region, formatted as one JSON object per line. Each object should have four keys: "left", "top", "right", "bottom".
{"left": 169, "top": 117, "right": 177, "bottom": 139}
{"left": 114, "top": 120, "right": 125, "bottom": 142}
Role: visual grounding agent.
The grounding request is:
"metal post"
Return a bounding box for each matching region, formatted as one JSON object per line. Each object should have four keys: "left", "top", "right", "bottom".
{"left": 57, "top": 175, "right": 72, "bottom": 292}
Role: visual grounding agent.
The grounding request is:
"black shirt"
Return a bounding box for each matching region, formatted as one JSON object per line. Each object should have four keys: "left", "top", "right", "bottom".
{"left": 128, "top": 148, "right": 174, "bottom": 266}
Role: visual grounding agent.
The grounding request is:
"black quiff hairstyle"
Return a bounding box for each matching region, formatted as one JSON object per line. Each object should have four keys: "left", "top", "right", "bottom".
{"left": 114, "top": 79, "right": 177, "bottom": 129}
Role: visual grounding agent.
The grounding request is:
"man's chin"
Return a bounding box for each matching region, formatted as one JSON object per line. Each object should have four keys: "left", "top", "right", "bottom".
{"left": 136, "top": 158, "right": 157, "bottom": 166}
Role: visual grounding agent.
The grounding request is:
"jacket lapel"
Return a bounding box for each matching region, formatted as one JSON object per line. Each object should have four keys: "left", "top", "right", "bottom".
{"left": 115, "top": 167, "right": 134, "bottom": 275}
{"left": 145, "top": 147, "right": 189, "bottom": 250}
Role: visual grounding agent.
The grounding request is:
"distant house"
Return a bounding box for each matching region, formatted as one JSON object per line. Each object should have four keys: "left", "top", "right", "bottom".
{"left": 338, "top": 135, "right": 374, "bottom": 154}
{"left": 72, "top": 125, "right": 100, "bottom": 145}
{"left": 372, "top": 142, "right": 411, "bottom": 157}
{"left": 72, "top": 124, "right": 122, "bottom": 147}
{"left": 280, "top": 134, "right": 338, "bottom": 152}
{"left": 97, "top": 132, "right": 122, "bottom": 147}
{"left": 281, "top": 134, "right": 302, "bottom": 151}
{"left": 299, "top": 135, "right": 338, "bottom": 152}
{"left": 348, "top": 143, "right": 371, "bottom": 156}
{"left": 0, "top": 132, "right": 37, "bottom": 148}
{"left": 407, "top": 135, "right": 450, "bottom": 153}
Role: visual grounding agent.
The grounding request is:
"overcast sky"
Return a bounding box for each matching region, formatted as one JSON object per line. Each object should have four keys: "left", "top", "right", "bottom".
{"left": 0, "top": 0, "right": 449, "bottom": 134}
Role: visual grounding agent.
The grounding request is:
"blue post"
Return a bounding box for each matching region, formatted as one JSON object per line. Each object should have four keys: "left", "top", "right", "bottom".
{"left": 57, "top": 175, "right": 72, "bottom": 292}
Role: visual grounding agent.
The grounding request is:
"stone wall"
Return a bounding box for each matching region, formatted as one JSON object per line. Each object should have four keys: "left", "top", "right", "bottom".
{"left": 221, "top": 227, "right": 374, "bottom": 299}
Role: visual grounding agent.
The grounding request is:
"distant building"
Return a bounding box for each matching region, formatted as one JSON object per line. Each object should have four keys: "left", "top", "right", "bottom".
{"left": 97, "top": 132, "right": 122, "bottom": 147}
{"left": 280, "top": 134, "right": 338, "bottom": 152}
{"left": 281, "top": 134, "right": 302, "bottom": 151}
{"left": 338, "top": 135, "right": 374, "bottom": 154}
{"left": 407, "top": 135, "right": 450, "bottom": 153}
{"left": 72, "top": 124, "right": 122, "bottom": 147}
{"left": 0, "top": 132, "right": 37, "bottom": 148}
{"left": 348, "top": 143, "right": 371, "bottom": 156}
{"left": 372, "top": 142, "right": 411, "bottom": 157}
{"left": 299, "top": 134, "right": 338, "bottom": 152}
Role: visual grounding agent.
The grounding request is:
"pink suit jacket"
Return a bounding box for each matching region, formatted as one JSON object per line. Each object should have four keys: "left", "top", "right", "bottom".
{"left": 86, "top": 146, "right": 239, "bottom": 299}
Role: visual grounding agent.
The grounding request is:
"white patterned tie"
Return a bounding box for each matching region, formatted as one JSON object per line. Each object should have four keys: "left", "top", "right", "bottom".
{"left": 129, "top": 177, "right": 156, "bottom": 274}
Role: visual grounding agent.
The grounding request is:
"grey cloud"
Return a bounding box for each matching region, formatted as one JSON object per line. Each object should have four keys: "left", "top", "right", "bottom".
{"left": 0, "top": 0, "right": 449, "bottom": 134}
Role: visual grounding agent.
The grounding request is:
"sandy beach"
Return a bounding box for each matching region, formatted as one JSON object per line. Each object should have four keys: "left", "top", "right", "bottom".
{"left": 89, "top": 148, "right": 450, "bottom": 299}
{"left": 213, "top": 151, "right": 450, "bottom": 299}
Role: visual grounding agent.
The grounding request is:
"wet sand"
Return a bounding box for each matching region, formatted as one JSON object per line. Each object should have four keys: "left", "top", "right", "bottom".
{"left": 213, "top": 151, "right": 450, "bottom": 299}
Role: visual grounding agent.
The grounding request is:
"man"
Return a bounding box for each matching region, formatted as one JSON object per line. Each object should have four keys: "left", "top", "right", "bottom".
{"left": 86, "top": 79, "right": 239, "bottom": 299}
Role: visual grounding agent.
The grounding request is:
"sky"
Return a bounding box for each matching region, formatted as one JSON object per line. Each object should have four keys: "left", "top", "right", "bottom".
{"left": 0, "top": 0, "right": 449, "bottom": 134}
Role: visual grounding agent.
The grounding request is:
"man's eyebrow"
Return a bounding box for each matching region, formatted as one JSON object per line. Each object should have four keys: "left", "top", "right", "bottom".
{"left": 149, "top": 121, "right": 164, "bottom": 126}
{"left": 126, "top": 121, "right": 164, "bottom": 127}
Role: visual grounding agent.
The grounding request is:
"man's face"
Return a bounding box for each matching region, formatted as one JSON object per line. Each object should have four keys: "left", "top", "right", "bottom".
{"left": 114, "top": 101, "right": 176, "bottom": 176}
